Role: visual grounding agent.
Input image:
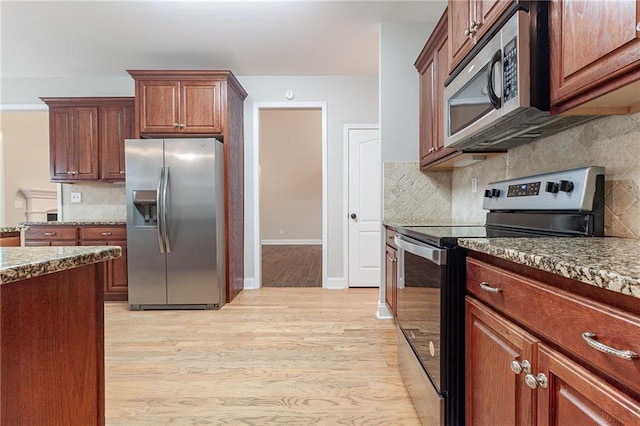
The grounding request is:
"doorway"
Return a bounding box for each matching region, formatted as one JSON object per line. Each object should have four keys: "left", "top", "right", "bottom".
{"left": 253, "top": 102, "right": 328, "bottom": 288}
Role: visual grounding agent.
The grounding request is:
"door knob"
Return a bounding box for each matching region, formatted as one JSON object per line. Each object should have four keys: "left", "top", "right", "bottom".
{"left": 350, "top": 213, "right": 357, "bottom": 220}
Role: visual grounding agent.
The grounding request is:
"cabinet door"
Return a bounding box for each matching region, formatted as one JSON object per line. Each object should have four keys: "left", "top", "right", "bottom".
{"left": 49, "top": 107, "right": 74, "bottom": 180}
{"left": 537, "top": 343, "right": 640, "bottom": 426}
{"left": 138, "top": 80, "right": 181, "bottom": 134}
{"left": 448, "top": 0, "right": 473, "bottom": 73}
{"left": 82, "top": 239, "right": 128, "bottom": 300}
{"left": 419, "top": 58, "right": 436, "bottom": 166}
{"left": 550, "top": 0, "right": 640, "bottom": 107}
{"left": 466, "top": 297, "right": 537, "bottom": 426}
{"left": 180, "top": 80, "right": 222, "bottom": 134}
{"left": 385, "top": 244, "right": 397, "bottom": 317}
{"left": 474, "top": 0, "right": 513, "bottom": 44}
{"left": 73, "top": 107, "right": 100, "bottom": 180}
{"left": 100, "top": 102, "right": 134, "bottom": 180}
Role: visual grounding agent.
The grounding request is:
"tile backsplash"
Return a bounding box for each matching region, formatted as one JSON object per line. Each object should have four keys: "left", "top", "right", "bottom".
{"left": 383, "top": 162, "right": 453, "bottom": 224}
{"left": 61, "top": 183, "right": 126, "bottom": 221}
{"left": 385, "top": 110, "right": 640, "bottom": 238}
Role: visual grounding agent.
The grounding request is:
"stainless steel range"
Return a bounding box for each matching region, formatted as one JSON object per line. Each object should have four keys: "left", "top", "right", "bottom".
{"left": 393, "top": 166, "right": 605, "bottom": 426}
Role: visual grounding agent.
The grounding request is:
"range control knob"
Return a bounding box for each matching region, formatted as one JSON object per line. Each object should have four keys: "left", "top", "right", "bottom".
{"left": 484, "top": 189, "right": 493, "bottom": 198}
{"left": 545, "top": 181, "right": 559, "bottom": 194}
{"left": 491, "top": 188, "right": 501, "bottom": 198}
{"left": 559, "top": 180, "right": 574, "bottom": 193}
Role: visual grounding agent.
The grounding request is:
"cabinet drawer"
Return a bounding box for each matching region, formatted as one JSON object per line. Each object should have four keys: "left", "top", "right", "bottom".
{"left": 467, "top": 257, "right": 640, "bottom": 395}
{"left": 80, "top": 226, "right": 126, "bottom": 241}
{"left": 25, "top": 226, "right": 78, "bottom": 241}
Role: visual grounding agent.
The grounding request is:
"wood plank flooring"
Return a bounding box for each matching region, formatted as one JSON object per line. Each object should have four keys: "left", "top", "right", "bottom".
{"left": 104, "top": 288, "right": 420, "bottom": 425}
{"left": 262, "top": 245, "right": 322, "bottom": 287}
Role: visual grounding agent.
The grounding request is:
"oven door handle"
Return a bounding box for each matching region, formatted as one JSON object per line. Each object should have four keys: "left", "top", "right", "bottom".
{"left": 394, "top": 235, "right": 447, "bottom": 265}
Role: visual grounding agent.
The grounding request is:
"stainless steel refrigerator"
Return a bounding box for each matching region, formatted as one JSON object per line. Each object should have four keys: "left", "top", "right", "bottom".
{"left": 125, "top": 138, "right": 225, "bottom": 310}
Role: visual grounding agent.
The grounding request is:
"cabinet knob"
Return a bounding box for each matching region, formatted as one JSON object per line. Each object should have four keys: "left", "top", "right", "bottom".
{"left": 44, "top": 232, "right": 56, "bottom": 236}
{"left": 524, "top": 373, "right": 548, "bottom": 389}
{"left": 464, "top": 28, "right": 471, "bottom": 37}
{"left": 120, "top": 171, "right": 125, "bottom": 174}
{"left": 510, "top": 359, "right": 531, "bottom": 375}
{"left": 101, "top": 232, "right": 113, "bottom": 236}
{"left": 174, "top": 123, "right": 180, "bottom": 128}
{"left": 179, "top": 123, "right": 186, "bottom": 129}
{"left": 636, "top": 22, "right": 640, "bottom": 32}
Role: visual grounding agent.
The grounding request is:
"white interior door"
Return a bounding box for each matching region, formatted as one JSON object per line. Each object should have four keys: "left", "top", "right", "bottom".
{"left": 348, "top": 127, "right": 381, "bottom": 287}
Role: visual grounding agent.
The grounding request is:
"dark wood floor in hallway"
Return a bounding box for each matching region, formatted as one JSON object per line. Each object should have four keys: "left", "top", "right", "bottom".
{"left": 262, "top": 245, "right": 322, "bottom": 287}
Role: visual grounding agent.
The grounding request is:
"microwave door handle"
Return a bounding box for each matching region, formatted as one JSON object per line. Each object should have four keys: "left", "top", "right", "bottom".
{"left": 487, "top": 49, "right": 502, "bottom": 109}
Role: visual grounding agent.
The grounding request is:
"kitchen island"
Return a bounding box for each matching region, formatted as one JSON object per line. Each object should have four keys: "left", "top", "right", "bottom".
{"left": 0, "top": 246, "right": 121, "bottom": 426}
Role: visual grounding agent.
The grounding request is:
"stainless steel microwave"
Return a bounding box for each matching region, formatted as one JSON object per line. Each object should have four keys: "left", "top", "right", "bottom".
{"left": 444, "top": 5, "right": 595, "bottom": 152}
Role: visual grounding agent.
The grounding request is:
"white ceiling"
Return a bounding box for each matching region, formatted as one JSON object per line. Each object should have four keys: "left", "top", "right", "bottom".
{"left": 1, "top": 0, "right": 447, "bottom": 79}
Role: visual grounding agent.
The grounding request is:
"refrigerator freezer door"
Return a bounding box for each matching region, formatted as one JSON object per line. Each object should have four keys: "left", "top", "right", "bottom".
{"left": 126, "top": 139, "right": 168, "bottom": 305}
{"left": 164, "top": 138, "right": 224, "bottom": 305}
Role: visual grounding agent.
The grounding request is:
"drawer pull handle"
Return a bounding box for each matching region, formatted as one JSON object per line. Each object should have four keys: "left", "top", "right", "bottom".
{"left": 101, "top": 232, "right": 113, "bottom": 236}
{"left": 44, "top": 232, "right": 56, "bottom": 236}
{"left": 582, "top": 332, "right": 639, "bottom": 361}
{"left": 480, "top": 281, "right": 502, "bottom": 293}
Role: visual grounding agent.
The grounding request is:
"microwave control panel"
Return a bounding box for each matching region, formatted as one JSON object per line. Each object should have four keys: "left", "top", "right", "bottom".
{"left": 503, "top": 38, "right": 518, "bottom": 102}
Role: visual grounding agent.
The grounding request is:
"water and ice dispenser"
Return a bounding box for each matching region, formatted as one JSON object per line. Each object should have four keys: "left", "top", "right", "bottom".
{"left": 132, "top": 190, "right": 158, "bottom": 226}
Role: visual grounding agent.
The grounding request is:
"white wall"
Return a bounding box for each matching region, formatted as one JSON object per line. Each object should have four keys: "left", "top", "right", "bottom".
{"left": 0, "top": 110, "right": 56, "bottom": 226}
{"left": 260, "top": 108, "right": 322, "bottom": 242}
{"left": 380, "top": 22, "right": 435, "bottom": 162}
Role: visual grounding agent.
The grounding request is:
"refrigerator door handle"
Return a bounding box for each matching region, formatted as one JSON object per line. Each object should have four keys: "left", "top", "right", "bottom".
{"left": 163, "top": 166, "right": 171, "bottom": 254}
{"left": 157, "top": 167, "right": 165, "bottom": 254}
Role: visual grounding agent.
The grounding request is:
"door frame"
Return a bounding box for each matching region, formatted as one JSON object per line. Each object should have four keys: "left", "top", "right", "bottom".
{"left": 252, "top": 101, "right": 328, "bottom": 288}
{"left": 342, "top": 123, "right": 380, "bottom": 289}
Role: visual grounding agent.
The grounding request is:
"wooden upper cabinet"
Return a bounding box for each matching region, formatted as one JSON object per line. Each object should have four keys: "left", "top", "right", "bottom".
{"left": 42, "top": 97, "right": 135, "bottom": 183}
{"left": 100, "top": 101, "right": 135, "bottom": 180}
{"left": 129, "top": 71, "right": 231, "bottom": 136}
{"left": 417, "top": 11, "right": 458, "bottom": 169}
{"left": 550, "top": 0, "right": 640, "bottom": 114}
{"left": 448, "top": 0, "right": 513, "bottom": 73}
{"left": 181, "top": 80, "right": 222, "bottom": 133}
{"left": 46, "top": 104, "right": 99, "bottom": 181}
{"left": 137, "top": 80, "right": 181, "bottom": 134}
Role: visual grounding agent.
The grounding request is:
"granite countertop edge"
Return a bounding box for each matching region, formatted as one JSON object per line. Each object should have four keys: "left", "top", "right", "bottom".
{"left": 20, "top": 221, "right": 127, "bottom": 226}
{"left": 0, "top": 246, "right": 122, "bottom": 285}
{"left": 1, "top": 226, "right": 28, "bottom": 233}
{"left": 459, "top": 237, "right": 640, "bottom": 300}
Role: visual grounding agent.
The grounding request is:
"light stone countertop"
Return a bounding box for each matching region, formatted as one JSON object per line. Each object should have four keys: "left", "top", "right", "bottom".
{"left": 21, "top": 221, "right": 126, "bottom": 226}
{"left": 0, "top": 246, "right": 122, "bottom": 284}
{"left": 458, "top": 237, "right": 640, "bottom": 299}
{"left": 0, "top": 226, "right": 27, "bottom": 233}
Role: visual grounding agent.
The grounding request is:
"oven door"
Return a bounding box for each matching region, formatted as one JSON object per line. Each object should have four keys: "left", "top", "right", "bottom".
{"left": 394, "top": 234, "right": 447, "bottom": 392}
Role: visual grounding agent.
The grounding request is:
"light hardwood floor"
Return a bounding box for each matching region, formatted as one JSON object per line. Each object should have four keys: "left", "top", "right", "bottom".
{"left": 104, "top": 288, "right": 420, "bottom": 425}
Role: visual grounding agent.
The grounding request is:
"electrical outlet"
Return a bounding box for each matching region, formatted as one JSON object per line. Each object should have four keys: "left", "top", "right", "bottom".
{"left": 471, "top": 178, "right": 478, "bottom": 193}
{"left": 70, "top": 192, "right": 82, "bottom": 203}
{"left": 279, "top": 229, "right": 284, "bottom": 235}
{"left": 14, "top": 200, "right": 23, "bottom": 209}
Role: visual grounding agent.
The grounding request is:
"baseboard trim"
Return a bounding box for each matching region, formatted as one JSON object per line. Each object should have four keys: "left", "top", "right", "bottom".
{"left": 244, "top": 278, "right": 259, "bottom": 290}
{"left": 377, "top": 301, "right": 393, "bottom": 319}
{"left": 262, "top": 239, "right": 322, "bottom": 245}
{"left": 325, "top": 277, "right": 346, "bottom": 289}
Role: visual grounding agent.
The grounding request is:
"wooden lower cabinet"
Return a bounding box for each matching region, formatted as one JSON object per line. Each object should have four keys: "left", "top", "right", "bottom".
{"left": 25, "top": 224, "right": 128, "bottom": 301}
{"left": 0, "top": 232, "right": 21, "bottom": 247}
{"left": 465, "top": 255, "right": 640, "bottom": 425}
{"left": 465, "top": 297, "right": 536, "bottom": 426}
{"left": 385, "top": 243, "right": 397, "bottom": 317}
